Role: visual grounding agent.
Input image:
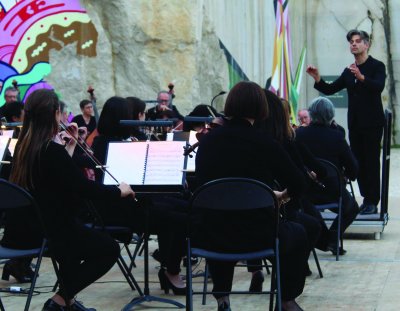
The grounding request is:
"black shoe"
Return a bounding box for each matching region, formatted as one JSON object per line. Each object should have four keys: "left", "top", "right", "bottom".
{"left": 71, "top": 300, "right": 97, "bottom": 311}
{"left": 42, "top": 299, "right": 65, "bottom": 311}
{"left": 327, "top": 244, "right": 347, "bottom": 256}
{"left": 218, "top": 301, "right": 232, "bottom": 311}
{"left": 249, "top": 270, "right": 264, "bottom": 292}
{"left": 182, "top": 256, "right": 199, "bottom": 267}
{"left": 360, "top": 203, "right": 378, "bottom": 215}
{"left": 2, "top": 259, "right": 35, "bottom": 283}
{"left": 158, "top": 268, "right": 186, "bottom": 295}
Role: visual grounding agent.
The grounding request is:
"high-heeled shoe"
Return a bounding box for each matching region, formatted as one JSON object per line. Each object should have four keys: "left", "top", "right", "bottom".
{"left": 158, "top": 268, "right": 186, "bottom": 295}
{"left": 2, "top": 259, "right": 35, "bottom": 283}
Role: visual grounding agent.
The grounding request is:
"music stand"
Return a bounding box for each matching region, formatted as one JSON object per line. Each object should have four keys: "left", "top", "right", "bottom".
{"left": 104, "top": 139, "right": 186, "bottom": 310}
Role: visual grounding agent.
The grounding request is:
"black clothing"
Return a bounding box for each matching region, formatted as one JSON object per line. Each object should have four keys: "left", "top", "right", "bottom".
{"left": 32, "top": 141, "right": 120, "bottom": 299}
{"left": 195, "top": 118, "right": 308, "bottom": 301}
{"left": 92, "top": 135, "right": 186, "bottom": 274}
{"left": 314, "top": 55, "right": 385, "bottom": 205}
{"left": 296, "top": 124, "right": 358, "bottom": 181}
{"left": 296, "top": 124, "right": 359, "bottom": 236}
{"left": 71, "top": 114, "right": 97, "bottom": 136}
{"left": 146, "top": 105, "right": 184, "bottom": 121}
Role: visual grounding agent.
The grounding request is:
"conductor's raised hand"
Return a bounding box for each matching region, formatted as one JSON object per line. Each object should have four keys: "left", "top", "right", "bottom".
{"left": 119, "top": 182, "right": 136, "bottom": 199}
{"left": 306, "top": 65, "right": 321, "bottom": 83}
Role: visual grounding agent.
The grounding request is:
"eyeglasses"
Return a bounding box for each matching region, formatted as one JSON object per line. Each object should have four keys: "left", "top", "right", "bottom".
{"left": 158, "top": 100, "right": 169, "bottom": 103}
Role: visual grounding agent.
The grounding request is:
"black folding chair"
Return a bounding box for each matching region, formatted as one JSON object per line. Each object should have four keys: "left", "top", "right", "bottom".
{"left": 0, "top": 179, "right": 50, "bottom": 311}
{"left": 313, "top": 159, "right": 344, "bottom": 261}
{"left": 185, "top": 178, "right": 281, "bottom": 311}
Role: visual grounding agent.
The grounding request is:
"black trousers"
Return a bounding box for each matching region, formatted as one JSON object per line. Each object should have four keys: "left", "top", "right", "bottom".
{"left": 208, "top": 221, "right": 308, "bottom": 301}
{"left": 94, "top": 196, "right": 186, "bottom": 275}
{"left": 248, "top": 207, "right": 321, "bottom": 271}
{"left": 52, "top": 225, "right": 120, "bottom": 300}
{"left": 349, "top": 126, "right": 383, "bottom": 205}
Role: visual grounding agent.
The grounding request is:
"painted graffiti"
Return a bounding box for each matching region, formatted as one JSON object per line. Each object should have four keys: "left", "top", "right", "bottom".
{"left": 0, "top": 0, "right": 97, "bottom": 106}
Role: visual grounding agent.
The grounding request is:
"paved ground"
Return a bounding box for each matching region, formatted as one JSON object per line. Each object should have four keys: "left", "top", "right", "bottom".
{"left": 1, "top": 150, "right": 399, "bottom": 310}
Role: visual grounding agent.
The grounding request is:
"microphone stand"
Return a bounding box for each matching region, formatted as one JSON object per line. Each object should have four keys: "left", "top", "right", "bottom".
{"left": 120, "top": 120, "right": 184, "bottom": 311}
{"left": 210, "top": 91, "right": 226, "bottom": 109}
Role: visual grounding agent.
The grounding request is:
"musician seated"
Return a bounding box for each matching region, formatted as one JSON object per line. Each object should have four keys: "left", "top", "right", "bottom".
{"left": 71, "top": 99, "right": 97, "bottom": 136}
{"left": 263, "top": 90, "right": 323, "bottom": 272}
{"left": 195, "top": 81, "right": 309, "bottom": 311}
{"left": 146, "top": 90, "right": 184, "bottom": 121}
{"left": 297, "top": 109, "right": 311, "bottom": 127}
{"left": 92, "top": 96, "right": 187, "bottom": 294}
{"left": 296, "top": 97, "right": 360, "bottom": 255}
{"left": 2, "top": 100, "right": 24, "bottom": 138}
{"left": 183, "top": 104, "right": 221, "bottom": 132}
{"left": 126, "top": 96, "right": 148, "bottom": 141}
{"left": 8, "top": 89, "right": 136, "bottom": 310}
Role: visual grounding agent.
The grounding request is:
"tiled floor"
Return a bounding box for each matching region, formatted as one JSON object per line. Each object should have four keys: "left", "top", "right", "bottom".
{"left": 1, "top": 150, "right": 399, "bottom": 311}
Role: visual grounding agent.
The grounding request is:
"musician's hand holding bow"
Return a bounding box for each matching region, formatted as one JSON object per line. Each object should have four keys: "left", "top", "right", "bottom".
{"left": 119, "top": 182, "right": 136, "bottom": 199}
{"left": 274, "top": 189, "right": 291, "bottom": 206}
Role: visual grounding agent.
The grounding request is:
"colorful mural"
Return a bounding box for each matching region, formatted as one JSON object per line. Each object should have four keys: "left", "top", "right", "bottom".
{"left": 0, "top": 0, "right": 98, "bottom": 107}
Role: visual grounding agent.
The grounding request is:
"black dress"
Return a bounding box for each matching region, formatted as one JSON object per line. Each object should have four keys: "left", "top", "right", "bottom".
{"left": 195, "top": 118, "right": 309, "bottom": 301}
{"left": 31, "top": 141, "right": 120, "bottom": 300}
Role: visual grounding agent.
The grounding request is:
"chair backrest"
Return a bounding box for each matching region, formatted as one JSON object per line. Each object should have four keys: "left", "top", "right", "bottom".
{"left": 190, "top": 177, "right": 277, "bottom": 212}
{"left": 0, "top": 178, "right": 33, "bottom": 210}
{"left": 314, "top": 158, "right": 343, "bottom": 203}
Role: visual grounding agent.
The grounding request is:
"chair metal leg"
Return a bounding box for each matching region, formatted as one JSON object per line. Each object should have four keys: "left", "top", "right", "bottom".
{"left": 263, "top": 258, "right": 271, "bottom": 275}
{"left": 0, "top": 298, "right": 5, "bottom": 311}
{"left": 186, "top": 239, "right": 193, "bottom": 311}
{"left": 202, "top": 261, "right": 209, "bottom": 305}
{"left": 312, "top": 249, "right": 323, "bottom": 278}
{"left": 24, "top": 241, "right": 46, "bottom": 311}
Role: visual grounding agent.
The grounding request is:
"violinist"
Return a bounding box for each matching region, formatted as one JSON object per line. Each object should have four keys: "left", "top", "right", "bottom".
{"left": 71, "top": 99, "right": 97, "bottom": 136}
{"left": 126, "top": 96, "right": 148, "bottom": 141}
{"left": 195, "top": 81, "right": 308, "bottom": 311}
{"left": 146, "top": 90, "right": 184, "bottom": 121}
{"left": 9, "top": 89, "right": 135, "bottom": 310}
{"left": 263, "top": 90, "right": 325, "bottom": 268}
{"left": 92, "top": 96, "right": 187, "bottom": 295}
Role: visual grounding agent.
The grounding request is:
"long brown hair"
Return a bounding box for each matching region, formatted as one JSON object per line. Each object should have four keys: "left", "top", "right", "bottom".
{"left": 264, "top": 90, "right": 294, "bottom": 143}
{"left": 9, "top": 89, "right": 60, "bottom": 190}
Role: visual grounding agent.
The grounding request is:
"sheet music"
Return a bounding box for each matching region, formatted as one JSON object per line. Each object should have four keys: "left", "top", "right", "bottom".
{"left": 8, "top": 138, "right": 17, "bottom": 157}
{"left": 1, "top": 130, "right": 14, "bottom": 138}
{"left": 144, "top": 141, "right": 186, "bottom": 184}
{"left": 103, "top": 142, "right": 148, "bottom": 185}
{"left": 104, "top": 141, "right": 187, "bottom": 186}
{"left": 0, "top": 136, "right": 10, "bottom": 161}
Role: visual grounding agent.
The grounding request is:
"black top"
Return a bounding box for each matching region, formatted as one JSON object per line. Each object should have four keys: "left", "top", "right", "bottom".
{"left": 146, "top": 105, "right": 184, "bottom": 121}
{"left": 193, "top": 118, "right": 306, "bottom": 252}
{"left": 314, "top": 56, "right": 386, "bottom": 130}
{"left": 71, "top": 114, "right": 97, "bottom": 135}
{"left": 32, "top": 141, "right": 120, "bottom": 238}
{"left": 295, "top": 124, "right": 358, "bottom": 180}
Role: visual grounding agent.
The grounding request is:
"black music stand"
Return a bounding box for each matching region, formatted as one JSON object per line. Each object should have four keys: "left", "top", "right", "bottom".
{"left": 105, "top": 138, "right": 186, "bottom": 310}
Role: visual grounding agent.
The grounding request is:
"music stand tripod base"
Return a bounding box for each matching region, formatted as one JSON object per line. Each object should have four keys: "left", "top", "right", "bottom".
{"left": 121, "top": 197, "right": 184, "bottom": 310}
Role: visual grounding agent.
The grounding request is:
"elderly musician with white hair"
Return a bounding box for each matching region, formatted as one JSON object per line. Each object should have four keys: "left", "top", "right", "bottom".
{"left": 296, "top": 97, "right": 360, "bottom": 256}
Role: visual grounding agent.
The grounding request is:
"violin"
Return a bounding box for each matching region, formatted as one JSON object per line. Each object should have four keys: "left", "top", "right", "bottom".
{"left": 87, "top": 86, "right": 100, "bottom": 122}
{"left": 183, "top": 117, "right": 225, "bottom": 157}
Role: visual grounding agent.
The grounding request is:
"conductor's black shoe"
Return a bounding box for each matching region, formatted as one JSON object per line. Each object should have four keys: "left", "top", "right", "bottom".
{"left": 218, "top": 302, "right": 232, "bottom": 311}
{"left": 249, "top": 270, "right": 264, "bottom": 292}
{"left": 42, "top": 299, "right": 65, "bottom": 311}
{"left": 360, "top": 203, "right": 378, "bottom": 215}
{"left": 71, "top": 300, "right": 97, "bottom": 311}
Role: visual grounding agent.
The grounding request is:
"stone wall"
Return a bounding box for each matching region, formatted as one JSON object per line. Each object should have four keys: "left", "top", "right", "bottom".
{"left": 47, "top": 0, "right": 228, "bottom": 116}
